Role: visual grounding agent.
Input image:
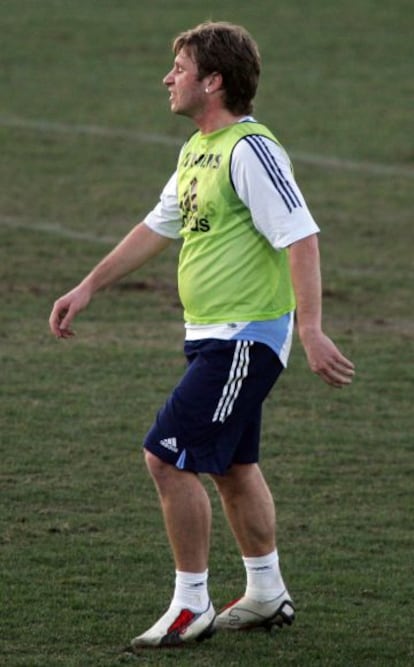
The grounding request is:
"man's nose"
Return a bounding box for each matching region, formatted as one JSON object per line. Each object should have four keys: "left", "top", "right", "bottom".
{"left": 163, "top": 70, "right": 174, "bottom": 86}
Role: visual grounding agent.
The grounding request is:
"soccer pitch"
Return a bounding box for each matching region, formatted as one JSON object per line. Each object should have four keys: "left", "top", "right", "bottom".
{"left": 1, "top": 1, "right": 412, "bottom": 665}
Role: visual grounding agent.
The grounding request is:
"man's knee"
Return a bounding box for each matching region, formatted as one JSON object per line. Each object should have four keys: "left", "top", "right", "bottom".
{"left": 211, "top": 462, "right": 259, "bottom": 496}
{"left": 144, "top": 449, "right": 172, "bottom": 481}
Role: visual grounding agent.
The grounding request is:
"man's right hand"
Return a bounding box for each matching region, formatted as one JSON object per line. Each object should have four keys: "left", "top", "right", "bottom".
{"left": 49, "top": 283, "right": 92, "bottom": 338}
{"left": 48, "top": 222, "right": 172, "bottom": 339}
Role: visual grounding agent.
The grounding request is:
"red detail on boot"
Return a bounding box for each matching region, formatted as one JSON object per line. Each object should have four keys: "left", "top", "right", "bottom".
{"left": 168, "top": 609, "right": 196, "bottom": 635}
{"left": 220, "top": 597, "right": 241, "bottom": 612}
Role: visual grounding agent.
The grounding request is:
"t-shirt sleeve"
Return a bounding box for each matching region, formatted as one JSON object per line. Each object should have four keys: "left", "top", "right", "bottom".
{"left": 231, "top": 136, "right": 320, "bottom": 249}
{"left": 144, "top": 171, "right": 182, "bottom": 239}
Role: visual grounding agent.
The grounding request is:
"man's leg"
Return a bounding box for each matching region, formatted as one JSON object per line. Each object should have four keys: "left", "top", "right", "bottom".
{"left": 211, "top": 462, "right": 276, "bottom": 556}
{"left": 211, "top": 462, "right": 295, "bottom": 631}
{"left": 146, "top": 451, "right": 211, "bottom": 571}
{"left": 130, "top": 451, "right": 216, "bottom": 650}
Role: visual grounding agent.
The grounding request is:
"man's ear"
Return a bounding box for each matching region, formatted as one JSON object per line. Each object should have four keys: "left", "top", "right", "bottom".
{"left": 206, "top": 72, "right": 223, "bottom": 92}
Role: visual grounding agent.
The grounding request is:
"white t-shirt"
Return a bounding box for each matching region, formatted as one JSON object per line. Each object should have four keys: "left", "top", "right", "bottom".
{"left": 145, "top": 130, "right": 319, "bottom": 248}
{"left": 144, "top": 119, "right": 320, "bottom": 365}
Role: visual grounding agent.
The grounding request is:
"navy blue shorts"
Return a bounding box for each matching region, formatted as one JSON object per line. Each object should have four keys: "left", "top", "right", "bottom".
{"left": 143, "top": 339, "right": 283, "bottom": 475}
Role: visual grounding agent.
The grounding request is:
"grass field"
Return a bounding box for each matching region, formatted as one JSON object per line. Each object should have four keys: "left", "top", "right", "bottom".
{"left": 1, "top": 1, "right": 413, "bottom": 665}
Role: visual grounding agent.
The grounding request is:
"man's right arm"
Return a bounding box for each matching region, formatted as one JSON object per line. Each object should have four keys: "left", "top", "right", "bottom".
{"left": 49, "top": 222, "right": 172, "bottom": 338}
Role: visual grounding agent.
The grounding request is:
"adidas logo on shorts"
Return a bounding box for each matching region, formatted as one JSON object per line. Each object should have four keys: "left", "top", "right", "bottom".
{"left": 159, "top": 437, "right": 178, "bottom": 453}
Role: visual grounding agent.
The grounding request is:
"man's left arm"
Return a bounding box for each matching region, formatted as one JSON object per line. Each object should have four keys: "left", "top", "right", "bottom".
{"left": 289, "top": 234, "right": 355, "bottom": 388}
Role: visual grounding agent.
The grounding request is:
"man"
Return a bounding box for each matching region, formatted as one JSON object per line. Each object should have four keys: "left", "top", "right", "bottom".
{"left": 49, "top": 22, "right": 355, "bottom": 650}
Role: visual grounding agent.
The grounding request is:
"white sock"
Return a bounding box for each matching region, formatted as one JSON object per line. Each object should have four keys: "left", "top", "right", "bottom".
{"left": 170, "top": 570, "right": 210, "bottom": 612}
{"left": 243, "top": 550, "right": 287, "bottom": 602}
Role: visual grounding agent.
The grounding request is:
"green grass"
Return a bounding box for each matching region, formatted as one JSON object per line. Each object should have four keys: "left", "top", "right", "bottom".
{"left": 1, "top": 1, "right": 413, "bottom": 665}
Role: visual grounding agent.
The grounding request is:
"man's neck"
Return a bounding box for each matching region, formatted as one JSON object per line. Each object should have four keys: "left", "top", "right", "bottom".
{"left": 193, "top": 108, "right": 244, "bottom": 135}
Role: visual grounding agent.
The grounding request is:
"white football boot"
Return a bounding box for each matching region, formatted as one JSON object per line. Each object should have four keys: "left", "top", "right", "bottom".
{"left": 215, "top": 591, "right": 295, "bottom": 631}
{"left": 130, "top": 601, "right": 216, "bottom": 649}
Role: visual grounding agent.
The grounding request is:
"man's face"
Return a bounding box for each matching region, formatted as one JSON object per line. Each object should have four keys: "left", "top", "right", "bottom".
{"left": 163, "top": 48, "right": 207, "bottom": 117}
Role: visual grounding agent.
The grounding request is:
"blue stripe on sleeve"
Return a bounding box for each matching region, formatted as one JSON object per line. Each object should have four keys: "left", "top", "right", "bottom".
{"left": 244, "top": 135, "right": 302, "bottom": 213}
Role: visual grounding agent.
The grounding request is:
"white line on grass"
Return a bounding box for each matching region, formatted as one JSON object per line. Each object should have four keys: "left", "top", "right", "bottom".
{"left": 0, "top": 115, "right": 182, "bottom": 146}
{"left": 1, "top": 114, "right": 413, "bottom": 178}
{"left": 0, "top": 215, "right": 119, "bottom": 245}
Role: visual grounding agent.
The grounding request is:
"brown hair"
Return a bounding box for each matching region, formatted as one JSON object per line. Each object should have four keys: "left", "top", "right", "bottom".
{"left": 173, "top": 21, "right": 261, "bottom": 115}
